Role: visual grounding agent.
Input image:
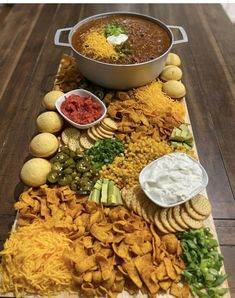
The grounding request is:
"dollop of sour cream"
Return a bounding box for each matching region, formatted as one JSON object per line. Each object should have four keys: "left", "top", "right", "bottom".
{"left": 106, "top": 34, "right": 128, "bottom": 46}
{"left": 141, "top": 153, "right": 205, "bottom": 205}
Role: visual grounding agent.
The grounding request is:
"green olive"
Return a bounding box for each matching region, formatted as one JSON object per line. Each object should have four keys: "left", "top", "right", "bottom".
{"left": 70, "top": 181, "right": 78, "bottom": 191}
{"left": 83, "top": 172, "right": 92, "bottom": 178}
{"left": 60, "top": 146, "right": 70, "bottom": 155}
{"left": 52, "top": 162, "right": 63, "bottom": 172}
{"left": 47, "top": 171, "right": 59, "bottom": 183}
{"left": 80, "top": 177, "right": 90, "bottom": 186}
{"left": 71, "top": 171, "right": 78, "bottom": 178}
{"left": 63, "top": 167, "right": 73, "bottom": 175}
{"left": 58, "top": 175, "right": 72, "bottom": 186}
{"left": 56, "top": 153, "right": 69, "bottom": 162}
{"left": 64, "top": 158, "right": 75, "bottom": 167}
{"left": 76, "top": 160, "right": 91, "bottom": 173}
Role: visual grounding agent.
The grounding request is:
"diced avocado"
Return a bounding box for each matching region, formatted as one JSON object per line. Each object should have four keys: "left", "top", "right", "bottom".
{"left": 183, "top": 143, "right": 192, "bottom": 150}
{"left": 169, "top": 128, "right": 181, "bottom": 140}
{"left": 179, "top": 124, "right": 188, "bottom": 131}
{"left": 169, "top": 141, "right": 180, "bottom": 148}
{"left": 116, "top": 186, "right": 123, "bottom": 205}
{"left": 101, "top": 179, "right": 109, "bottom": 204}
{"left": 91, "top": 189, "right": 101, "bottom": 204}
{"left": 88, "top": 191, "right": 93, "bottom": 200}
{"left": 94, "top": 179, "right": 102, "bottom": 191}
{"left": 180, "top": 129, "right": 188, "bottom": 140}
{"left": 109, "top": 185, "right": 119, "bottom": 206}
{"left": 107, "top": 180, "right": 115, "bottom": 205}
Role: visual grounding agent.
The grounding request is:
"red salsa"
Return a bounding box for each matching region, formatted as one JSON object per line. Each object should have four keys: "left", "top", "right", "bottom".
{"left": 61, "top": 94, "right": 103, "bottom": 124}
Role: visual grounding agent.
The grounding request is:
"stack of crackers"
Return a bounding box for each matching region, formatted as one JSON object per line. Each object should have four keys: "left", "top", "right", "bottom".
{"left": 61, "top": 118, "right": 117, "bottom": 152}
{"left": 122, "top": 185, "right": 212, "bottom": 234}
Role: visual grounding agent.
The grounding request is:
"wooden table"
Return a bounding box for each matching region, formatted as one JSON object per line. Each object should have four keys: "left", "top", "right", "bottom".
{"left": 0, "top": 3, "right": 234, "bottom": 296}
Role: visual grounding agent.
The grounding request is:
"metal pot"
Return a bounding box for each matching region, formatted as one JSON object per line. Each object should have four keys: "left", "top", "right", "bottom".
{"left": 54, "top": 12, "right": 188, "bottom": 90}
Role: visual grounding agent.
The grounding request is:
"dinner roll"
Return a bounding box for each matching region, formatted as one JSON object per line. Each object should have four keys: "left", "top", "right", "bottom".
{"left": 42, "top": 90, "right": 64, "bottom": 110}
{"left": 160, "top": 65, "right": 182, "bottom": 82}
{"left": 165, "top": 53, "right": 181, "bottom": 67}
{"left": 36, "top": 111, "right": 64, "bottom": 133}
{"left": 162, "top": 80, "right": 186, "bottom": 99}
{"left": 20, "top": 158, "right": 51, "bottom": 187}
{"left": 29, "top": 133, "right": 59, "bottom": 157}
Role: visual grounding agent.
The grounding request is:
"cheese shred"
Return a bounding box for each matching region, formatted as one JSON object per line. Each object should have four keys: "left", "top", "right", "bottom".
{"left": 134, "top": 80, "right": 185, "bottom": 121}
{"left": 82, "top": 29, "right": 117, "bottom": 59}
{"left": 0, "top": 222, "right": 73, "bottom": 297}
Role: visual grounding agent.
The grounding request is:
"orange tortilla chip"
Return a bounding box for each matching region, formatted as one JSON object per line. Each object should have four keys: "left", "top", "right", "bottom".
{"left": 159, "top": 280, "right": 172, "bottom": 291}
{"left": 155, "top": 262, "right": 166, "bottom": 281}
{"left": 75, "top": 255, "right": 96, "bottom": 274}
{"left": 90, "top": 223, "right": 113, "bottom": 243}
{"left": 122, "top": 262, "right": 142, "bottom": 288}
{"left": 164, "top": 257, "right": 177, "bottom": 280}
{"left": 170, "top": 283, "right": 183, "bottom": 298}
{"left": 182, "top": 284, "right": 191, "bottom": 298}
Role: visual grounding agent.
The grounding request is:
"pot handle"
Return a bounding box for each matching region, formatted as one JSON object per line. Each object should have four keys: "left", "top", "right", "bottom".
{"left": 54, "top": 27, "right": 73, "bottom": 47}
{"left": 168, "top": 25, "right": 188, "bottom": 45}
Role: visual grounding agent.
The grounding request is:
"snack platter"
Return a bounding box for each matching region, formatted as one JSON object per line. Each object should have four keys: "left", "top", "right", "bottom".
{"left": 2, "top": 51, "right": 231, "bottom": 298}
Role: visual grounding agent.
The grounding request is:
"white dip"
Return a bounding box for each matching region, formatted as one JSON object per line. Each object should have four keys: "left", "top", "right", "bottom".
{"left": 141, "top": 153, "right": 204, "bottom": 205}
{"left": 107, "top": 34, "right": 128, "bottom": 45}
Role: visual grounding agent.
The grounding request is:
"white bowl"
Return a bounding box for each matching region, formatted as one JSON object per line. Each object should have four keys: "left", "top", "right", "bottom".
{"left": 139, "top": 153, "right": 209, "bottom": 208}
{"left": 55, "top": 89, "right": 107, "bottom": 129}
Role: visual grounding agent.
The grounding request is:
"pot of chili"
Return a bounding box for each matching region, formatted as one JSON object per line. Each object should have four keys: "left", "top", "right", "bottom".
{"left": 54, "top": 12, "right": 188, "bottom": 90}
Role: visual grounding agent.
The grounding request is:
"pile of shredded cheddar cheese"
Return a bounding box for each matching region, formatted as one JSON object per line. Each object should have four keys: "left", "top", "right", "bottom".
{"left": 108, "top": 80, "right": 185, "bottom": 141}
{"left": 0, "top": 222, "right": 73, "bottom": 297}
{"left": 82, "top": 29, "right": 117, "bottom": 59}
{"left": 134, "top": 80, "right": 185, "bottom": 119}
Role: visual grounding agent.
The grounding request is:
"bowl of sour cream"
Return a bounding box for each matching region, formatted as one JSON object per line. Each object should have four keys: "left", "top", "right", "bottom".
{"left": 139, "top": 153, "right": 208, "bottom": 208}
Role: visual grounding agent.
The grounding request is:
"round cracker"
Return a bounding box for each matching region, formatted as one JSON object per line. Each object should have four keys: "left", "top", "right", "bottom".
{"left": 102, "top": 118, "right": 117, "bottom": 130}
{"left": 185, "top": 200, "right": 206, "bottom": 220}
{"left": 121, "top": 188, "right": 132, "bottom": 209}
{"left": 68, "top": 138, "right": 80, "bottom": 152}
{"left": 101, "top": 122, "right": 115, "bottom": 132}
{"left": 154, "top": 210, "right": 169, "bottom": 234}
{"left": 140, "top": 200, "right": 151, "bottom": 223}
{"left": 181, "top": 207, "right": 203, "bottom": 229}
{"left": 146, "top": 201, "right": 158, "bottom": 223}
{"left": 167, "top": 208, "right": 185, "bottom": 232}
{"left": 98, "top": 125, "right": 114, "bottom": 135}
{"left": 136, "top": 196, "right": 146, "bottom": 217}
{"left": 130, "top": 196, "right": 138, "bottom": 214}
{"left": 96, "top": 126, "right": 114, "bottom": 139}
{"left": 190, "top": 194, "right": 212, "bottom": 216}
{"left": 91, "top": 127, "right": 103, "bottom": 139}
{"left": 87, "top": 128, "right": 99, "bottom": 142}
{"left": 173, "top": 205, "right": 189, "bottom": 229}
{"left": 79, "top": 134, "right": 95, "bottom": 149}
{"left": 159, "top": 208, "right": 176, "bottom": 233}
{"left": 62, "top": 127, "right": 80, "bottom": 145}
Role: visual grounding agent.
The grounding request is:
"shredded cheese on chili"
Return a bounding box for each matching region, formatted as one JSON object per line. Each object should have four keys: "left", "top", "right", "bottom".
{"left": 82, "top": 29, "right": 117, "bottom": 59}
{"left": 0, "top": 222, "right": 73, "bottom": 297}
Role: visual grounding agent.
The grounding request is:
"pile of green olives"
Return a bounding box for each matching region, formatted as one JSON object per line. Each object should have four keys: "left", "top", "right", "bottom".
{"left": 47, "top": 146, "right": 99, "bottom": 194}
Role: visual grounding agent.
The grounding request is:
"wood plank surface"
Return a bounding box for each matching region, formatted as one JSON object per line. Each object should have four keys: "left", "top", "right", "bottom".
{"left": 0, "top": 3, "right": 234, "bottom": 296}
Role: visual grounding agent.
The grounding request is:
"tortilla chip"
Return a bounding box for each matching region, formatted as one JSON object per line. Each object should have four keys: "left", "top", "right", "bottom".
{"left": 90, "top": 223, "right": 113, "bottom": 243}
{"left": 159, "top": 280, "right": 172, "bottom": 291}
{"left": 155, "top": 262, "right": 166, "bottom": 281}
{"left": 164, "top": 257, "right": 177, "bottom": 280}
{"left": 75, "top": 255, "right": 96, "bottom": 274}
{"left": 170, "top": 283, "right": 183, "bottom": 298}
{"left": 122, "top": 262, "right": 142, "bottom": 288}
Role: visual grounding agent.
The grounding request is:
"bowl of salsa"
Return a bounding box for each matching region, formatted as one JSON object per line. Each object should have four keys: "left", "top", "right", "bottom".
{"left": 55, "top": 89, "right": 107, "bottom": 129}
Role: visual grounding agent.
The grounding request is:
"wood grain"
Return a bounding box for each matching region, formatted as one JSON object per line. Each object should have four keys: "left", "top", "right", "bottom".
{"left": 0, "top": 3, "right": 234, "bottom": 295}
